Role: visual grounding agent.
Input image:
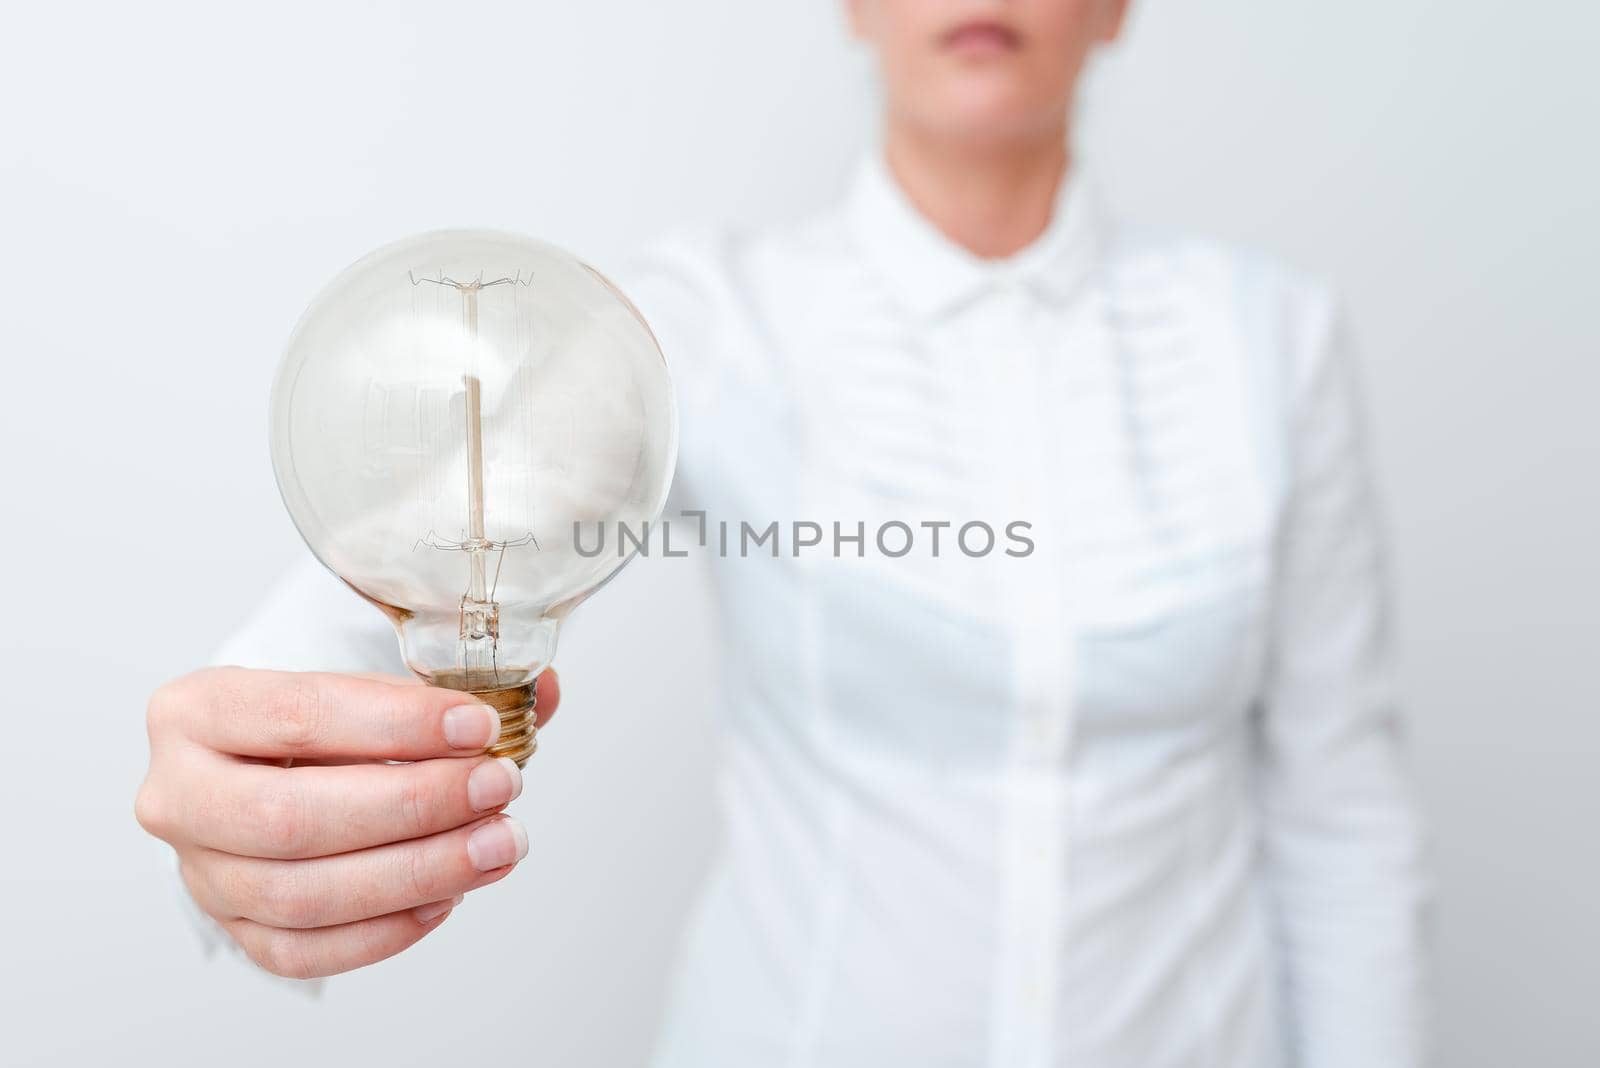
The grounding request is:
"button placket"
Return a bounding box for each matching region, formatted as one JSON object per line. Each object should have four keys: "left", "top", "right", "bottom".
{"left": 982, "top": 287, "right": 1073, "bottom": 1068}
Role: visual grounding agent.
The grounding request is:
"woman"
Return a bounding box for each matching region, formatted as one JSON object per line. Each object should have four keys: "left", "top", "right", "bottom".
{"left": 137, "top": 2, "right": 1427, "bottom": 1065}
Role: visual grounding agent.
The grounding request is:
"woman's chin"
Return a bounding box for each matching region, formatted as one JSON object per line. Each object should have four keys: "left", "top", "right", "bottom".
{"left": 905, "top": 95, "right": 1066, "bottom": 151}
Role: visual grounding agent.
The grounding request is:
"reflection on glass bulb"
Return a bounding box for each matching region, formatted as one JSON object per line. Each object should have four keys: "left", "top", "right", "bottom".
{"left": 271, "top": 230, "right": 677, "bottom": 764}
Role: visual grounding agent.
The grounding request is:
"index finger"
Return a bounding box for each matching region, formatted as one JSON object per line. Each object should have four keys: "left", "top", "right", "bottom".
{"left": 349, "top": 668, "right": 560, "bottom": 728}
{"left": 168, "top": 667, "right": 503, "bottom": 761}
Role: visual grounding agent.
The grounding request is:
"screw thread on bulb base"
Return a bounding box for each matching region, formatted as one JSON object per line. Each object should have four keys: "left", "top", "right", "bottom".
{"left": 485, "top": 681, "right": 538, "bottom": 767}
{"left": 429, "top": 670, "right": 538, "bottom": 768}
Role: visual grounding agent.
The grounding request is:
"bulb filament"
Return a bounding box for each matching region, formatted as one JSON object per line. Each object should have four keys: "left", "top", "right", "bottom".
{"left": 407, "top": 269, "right": 537, "bottom": 685}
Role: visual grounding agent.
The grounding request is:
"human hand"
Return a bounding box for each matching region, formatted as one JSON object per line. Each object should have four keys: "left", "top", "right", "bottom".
{"left": 135, "top": 666, "right": 560, "bottom": 978}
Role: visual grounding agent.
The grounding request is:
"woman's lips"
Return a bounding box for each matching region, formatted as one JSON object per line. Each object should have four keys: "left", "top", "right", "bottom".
{"left": 941, "top": 20, "right": 1023, "bottom": 58}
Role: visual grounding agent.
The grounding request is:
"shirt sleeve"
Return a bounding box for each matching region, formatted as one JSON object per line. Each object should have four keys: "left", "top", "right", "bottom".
{"left": 212, "top": 558, "right": 403, "bottom": 674}
{"left": 610, "top": 231, "right": 727, "bottom": 518}
{"left": 1255, "top": 292, "right": 1429, "bottom": 1067}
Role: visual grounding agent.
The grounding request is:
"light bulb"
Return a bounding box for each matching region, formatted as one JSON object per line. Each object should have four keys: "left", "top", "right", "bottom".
{"left": 270, "top": 230, "right": 677, "bottom": 765}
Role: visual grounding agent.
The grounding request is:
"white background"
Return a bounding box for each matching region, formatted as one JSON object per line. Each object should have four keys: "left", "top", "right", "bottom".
{"left": 1, "top": 2, "right": 1595, "bottom": 1064}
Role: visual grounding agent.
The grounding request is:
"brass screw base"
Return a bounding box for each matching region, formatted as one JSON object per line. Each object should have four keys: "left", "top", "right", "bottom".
{"left": 429, "top": 671, "right": 538, "bottom": 768}
{"left": 484, "top": 679, "right": 538, "bottom": 767}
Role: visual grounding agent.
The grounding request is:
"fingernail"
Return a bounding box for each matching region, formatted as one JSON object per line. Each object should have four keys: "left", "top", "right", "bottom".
{"left": 444, "top": 704, "right": 500, "bottom": 750}
{"left": 467, "top": 757, "right": 523, "bottom": 811}
{"left": 467, "top": 817, "right": 528, "bottom": 872}
{"left": 413, "top": 896, "right": 458, "bottom": 924}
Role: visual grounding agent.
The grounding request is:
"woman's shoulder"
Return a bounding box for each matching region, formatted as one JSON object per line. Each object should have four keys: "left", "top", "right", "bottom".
{"left": 612, "top": 224, "right": 741, "bottom": 318}
{"left": 619, "top": 209, "right": 850, "bottom": 302}
{"left": 607, "top": 226, "right": 742, "bottom": 382}
{"left": 1102, "top": 223, "right": 1348, "bottom": 394}
{"left": 613, "top": 211, "right": 854, "bottom": 370}
{"left": 1105, "top": 223, "right": 1338, "bottom": 322}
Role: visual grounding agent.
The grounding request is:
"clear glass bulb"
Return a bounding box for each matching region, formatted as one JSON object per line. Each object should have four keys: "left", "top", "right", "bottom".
{"left": 271, "top": 230, "right": 676, "bottom": 764}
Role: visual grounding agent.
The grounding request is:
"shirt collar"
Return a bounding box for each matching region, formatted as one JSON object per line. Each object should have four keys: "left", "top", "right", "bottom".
{"left": 847, "top": 149, "right": 1103, "bottom": 322}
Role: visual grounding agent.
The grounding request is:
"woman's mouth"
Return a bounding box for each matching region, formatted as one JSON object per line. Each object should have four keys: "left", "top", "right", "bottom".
{"left": 940, "top": 19, "right": 1023, "bottom": 59}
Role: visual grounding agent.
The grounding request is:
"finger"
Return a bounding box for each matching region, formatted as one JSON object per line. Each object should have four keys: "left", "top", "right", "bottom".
{"left": 270, "top": 668, "right": 557, "bottom": 757}
{"left": 533, "top": 667, "right": 560, "bottom": 728}
{"left": 190, "top": 814, "right": 529, "bottom": 929}
{"left": 221, "top": 897, "right": 463, "bottom": 979}
{"left": 164, "top": 668, "right": 503, "bottom": 761}
{"left": 359, "top": 667, "right": 560, "bottom": 725}
{"left": 179, "top": 849, "right": 513, "bottom": 928}
{"left": 184, "top": 752, "right": 524, "bottom": 858}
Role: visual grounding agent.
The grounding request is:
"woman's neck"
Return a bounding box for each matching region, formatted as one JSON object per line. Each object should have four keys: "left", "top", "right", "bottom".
{"left": 883, "top": 123, "right": 1069, "bottom": 260}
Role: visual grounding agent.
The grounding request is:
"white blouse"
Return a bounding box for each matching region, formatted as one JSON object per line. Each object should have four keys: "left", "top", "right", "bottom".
{"left": 219, "top": 153, "right": 1427, "bottom": 1067}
